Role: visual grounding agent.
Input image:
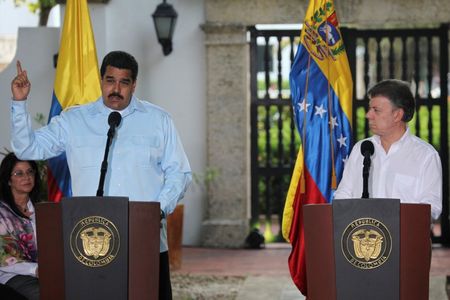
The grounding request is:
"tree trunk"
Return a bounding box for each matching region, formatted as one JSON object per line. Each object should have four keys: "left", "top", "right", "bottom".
{"left": 39, "top": 7, "right": 51, "bottom": 26}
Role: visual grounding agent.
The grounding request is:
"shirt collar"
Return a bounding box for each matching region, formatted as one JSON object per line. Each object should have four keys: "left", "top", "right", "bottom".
{"left": 396, "top": 127, "right": 410, "bottom": 144}
{"left": 27, "top": 200, "right": 34, "bottom": 213}
{"left": 0, "top": 200, "right": 34, "bottom": 217}
{"left": 372, "top": 127, "right": 410, "bottom": 152}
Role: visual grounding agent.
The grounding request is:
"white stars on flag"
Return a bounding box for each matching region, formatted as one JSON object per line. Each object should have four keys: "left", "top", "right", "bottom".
{"left": 314, "top": 104, "right": 327, "bottom": 118}
{"left": 298, "top": 99, "right": 311, "bottom": 112}
{"left": 337, "top": 134, "right": 347, "bottom": 148}
{"left": 329, "top": 116, "right": 339, "bottom": 129}
{"left": 342, "top": 155, "right": 349, "bottom": 164}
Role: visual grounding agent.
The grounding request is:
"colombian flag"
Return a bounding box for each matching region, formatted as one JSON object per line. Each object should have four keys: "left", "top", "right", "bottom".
{"left": 47, "top": 0, "right": 101, "bottom": 202}
{"left": 281, "top": 0, "right": 353, "bottom": 296}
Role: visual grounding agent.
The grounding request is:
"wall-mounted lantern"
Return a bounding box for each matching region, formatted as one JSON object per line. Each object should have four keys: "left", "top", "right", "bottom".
{"left": 152, "top": 0, "right": 178, "bottom": 56}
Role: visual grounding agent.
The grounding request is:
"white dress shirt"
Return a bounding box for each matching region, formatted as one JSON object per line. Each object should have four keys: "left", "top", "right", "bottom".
{"left": 334, "top": 128, "right": 442, "bottom": 220}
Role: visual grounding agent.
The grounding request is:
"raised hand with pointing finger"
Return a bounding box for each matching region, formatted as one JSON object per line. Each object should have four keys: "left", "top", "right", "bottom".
{"left": 11, "top": 61, "right": 31, "bottom": 101}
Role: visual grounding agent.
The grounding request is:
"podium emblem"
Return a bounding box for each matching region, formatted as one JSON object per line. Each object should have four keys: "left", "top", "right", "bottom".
{"left": 70, "top": 216, "right": 120, "bottom": 267}
{"left": 80, "top": 227, "right": 111, "bottom": 258}
{"left": 341, "top": 217, "right": 392, "bottom": 269}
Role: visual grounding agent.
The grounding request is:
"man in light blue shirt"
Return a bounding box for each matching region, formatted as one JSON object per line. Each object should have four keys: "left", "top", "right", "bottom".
{"left": 10, "top": 51, "right": 192, "bottom": 300}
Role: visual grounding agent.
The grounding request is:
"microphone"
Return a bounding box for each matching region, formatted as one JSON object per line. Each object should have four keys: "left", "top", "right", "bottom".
{"left": 107, "top": 111, "right": 122, "bottom": 138}
{"left": 360, "top": 140, "right": 374, "bottom": 199}
{"left": 97, "top": 112, "right": 122, "bottom": 197}
{"left": 360, "top": 140, "right": 374, "bottom": 157}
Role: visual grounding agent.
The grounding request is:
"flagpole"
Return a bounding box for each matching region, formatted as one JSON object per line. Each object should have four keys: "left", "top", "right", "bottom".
{"left": 325, "top": 5, "right": 338, "bottom": 189}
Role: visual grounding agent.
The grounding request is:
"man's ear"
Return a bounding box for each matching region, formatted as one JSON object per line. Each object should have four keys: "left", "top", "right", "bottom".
{"left": 394, "top": 108, "right": 405, "bottom": 122}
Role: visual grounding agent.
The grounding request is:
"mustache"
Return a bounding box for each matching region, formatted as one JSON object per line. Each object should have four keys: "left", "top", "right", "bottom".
{"left": 108, "top": 92, "right": 123, "bottom": 99}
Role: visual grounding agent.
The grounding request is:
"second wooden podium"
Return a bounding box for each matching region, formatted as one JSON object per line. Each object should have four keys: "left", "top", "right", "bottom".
{"left": 303, "top": 199, "right": 431, "bottom": 300}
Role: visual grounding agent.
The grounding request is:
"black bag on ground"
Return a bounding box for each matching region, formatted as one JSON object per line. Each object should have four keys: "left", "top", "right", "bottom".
{"left": 245, "top": 228, "right": 265, "bottom": 249}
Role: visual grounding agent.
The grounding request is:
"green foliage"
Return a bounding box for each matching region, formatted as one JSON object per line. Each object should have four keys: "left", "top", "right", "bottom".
{"left": 409, "top": 105, "right": 442, "bottom": 149}
{"left": 8, "top": 0, "right": 57, "bottom": 26}
{"left": 355, "top": 106, "right": 367, "bottom": 141}
{"left": 192, "top": 167, "right": 220, "bottom": 190}
{"left": 34, "top": 112, "right": 46, "bottom": 126}
{"left": 12, "top": 0, "right": 56, "bottom": 12}
{"left": 257, "top": 79, "right": 290, "bottom": 93}
{"left": 256, "top": 105, "right": 300, "bottom": 166}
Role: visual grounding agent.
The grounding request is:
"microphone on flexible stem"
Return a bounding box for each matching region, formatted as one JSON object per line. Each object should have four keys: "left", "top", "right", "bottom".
{"left": 97, "top": 111, "right": 122, "bottom": 197}
{"left": 360, "top": 140, "right": 374, "bottom": 199}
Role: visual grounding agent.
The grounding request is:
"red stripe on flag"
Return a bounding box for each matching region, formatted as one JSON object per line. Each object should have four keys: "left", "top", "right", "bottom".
{"left": 288, "top": 168, "right": 326, "bottom": 295}
{"left": 47, "top": 168, "right": 64, "bottom": 203}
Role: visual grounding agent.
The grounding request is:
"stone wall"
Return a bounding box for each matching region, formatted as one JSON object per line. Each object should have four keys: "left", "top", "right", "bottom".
{"left": 205, "top": 0, "right": 450, "bottom": 27}
{"left": 201, "top": 0, "right": 449, "bottom": 247}
{"left": 201, "top": 23, "right": 250, "bottom": 247}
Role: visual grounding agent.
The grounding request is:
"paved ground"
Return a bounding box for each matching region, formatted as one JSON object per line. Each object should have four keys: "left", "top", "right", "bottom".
{"left": 172, "top": 243, "right": 450, "bottom": 300}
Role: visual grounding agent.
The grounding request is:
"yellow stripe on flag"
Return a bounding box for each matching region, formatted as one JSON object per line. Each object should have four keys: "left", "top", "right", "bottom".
{"left": 300, "top": 0, "right": 353, "bottom": 124}
{"left": 47, "top": 0, "right": 101, "bottom": 202}
{"left": 282, "top": 146, "right": 305, "bottom": 243}
{"left": 54, "top": 0, "right": 101, "bottom": 108}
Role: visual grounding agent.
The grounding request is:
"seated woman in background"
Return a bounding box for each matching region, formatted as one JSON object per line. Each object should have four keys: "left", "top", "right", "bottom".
{"left": 0, "top": 153, "right": 40, "bottom": 300}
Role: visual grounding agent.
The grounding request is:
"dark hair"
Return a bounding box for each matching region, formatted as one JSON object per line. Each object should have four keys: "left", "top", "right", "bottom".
{"left": 100, "top": 50, "right": 138, "bottom": 82}
{"left": 0, "top": 153, "right": 41, "bottom": 218}
{"left": 367, "top": 79, "right": 415, "bottom": 122}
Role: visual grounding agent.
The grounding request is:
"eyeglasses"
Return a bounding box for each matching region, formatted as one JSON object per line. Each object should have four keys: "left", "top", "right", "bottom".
{"left": 11, "top": 169, "right": 36, "bottom": 178}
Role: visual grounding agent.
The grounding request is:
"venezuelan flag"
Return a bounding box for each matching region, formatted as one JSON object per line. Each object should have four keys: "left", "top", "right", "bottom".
{"left": 281, "top": 0, "right": 353, "bottom": 296}
{"left": 47, "top": 0, "right": 101, "bottom": 202}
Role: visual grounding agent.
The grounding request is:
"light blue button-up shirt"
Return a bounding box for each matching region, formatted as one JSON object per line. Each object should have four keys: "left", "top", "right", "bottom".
{"left": 11, "top": 96, "right": 192, "bottom": 252}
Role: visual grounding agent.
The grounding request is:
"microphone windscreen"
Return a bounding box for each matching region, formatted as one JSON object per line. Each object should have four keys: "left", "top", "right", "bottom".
{"left": 108, "top": 111, "right": 122, "bottom": 127}
{"left": 360, "top": 140, "right": 374, "bottom": 157}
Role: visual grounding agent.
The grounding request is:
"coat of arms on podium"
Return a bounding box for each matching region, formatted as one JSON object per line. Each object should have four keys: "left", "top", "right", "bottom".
{"left": 341, "top": 217, "right": 392, "bottom": 270}
{"left": 70, "top": 216, "right": 120, "bottom": 267}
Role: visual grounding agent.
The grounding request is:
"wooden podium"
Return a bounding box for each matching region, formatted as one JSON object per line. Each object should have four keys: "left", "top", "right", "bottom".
{"left": 303, "top": 200, "right": 431, "bottom": 300}
{"left": 35, "top": 197, "right": 160, "bottom": 300}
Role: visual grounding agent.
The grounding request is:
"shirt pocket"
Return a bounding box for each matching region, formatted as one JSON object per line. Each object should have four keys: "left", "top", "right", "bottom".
{"left": 392, "top": 174, "right": 417, "bottom": 201}
{"left": 71, "top": 136, "right": 105, "bottom": 169}
{"left": 118, "top": 135, "right": 161, "bottom": 167}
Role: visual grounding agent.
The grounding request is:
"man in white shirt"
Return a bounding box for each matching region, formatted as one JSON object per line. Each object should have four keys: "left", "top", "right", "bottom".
{"left": 334, "top": 79, "right": 442, "bottom": 221}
